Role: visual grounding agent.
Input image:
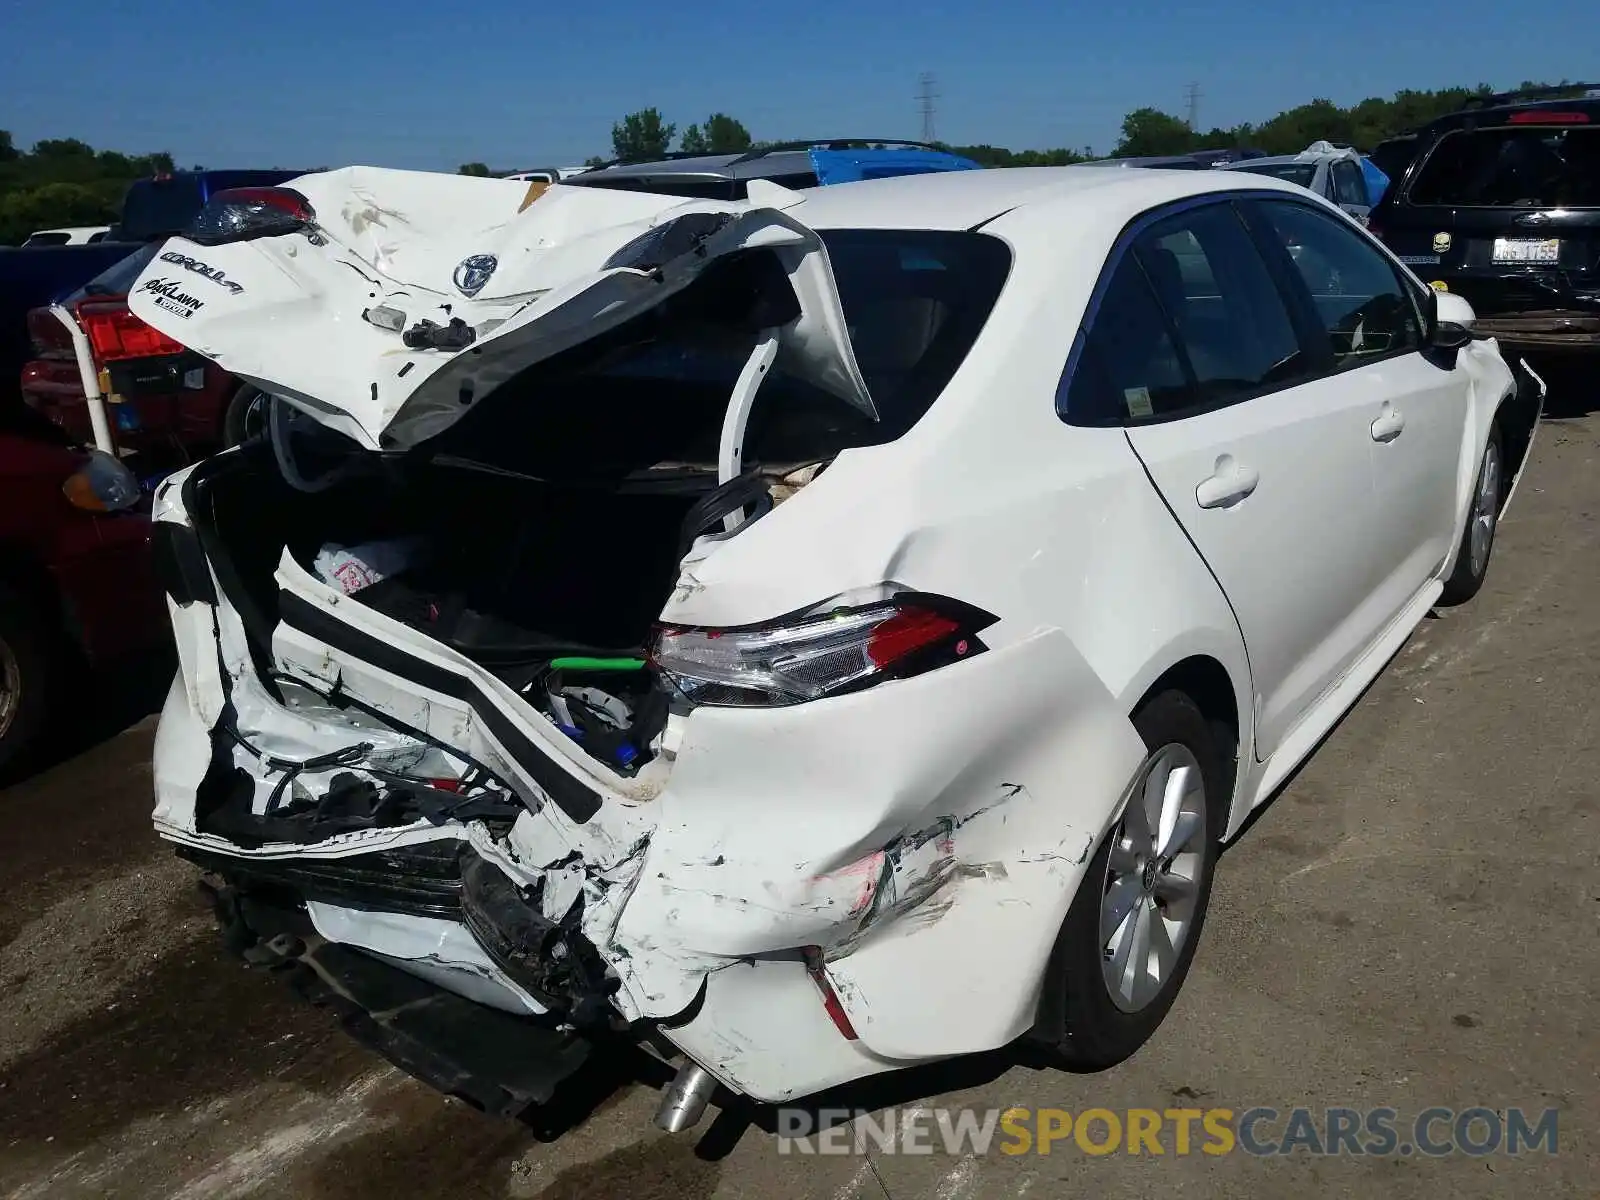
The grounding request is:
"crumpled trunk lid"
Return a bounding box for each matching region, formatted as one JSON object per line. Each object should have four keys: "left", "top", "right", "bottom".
{"left": 126, "top": 166, "right": 876, "bottom": 450}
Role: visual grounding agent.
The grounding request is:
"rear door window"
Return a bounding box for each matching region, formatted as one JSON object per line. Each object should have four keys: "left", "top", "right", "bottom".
{"left": 1254, "top": 200, "right": 1421, "bottom": 368}
{"left": 1407, "top": 125, "right": 1600, "bottom": 208}
{"left": 119, "top": 177, "right": 205, "bottom": 241}
{"left": 1061, "top": 254, "right": 1191, "bottom": 425}
{"left": 1333, "top": 161, "right": 1369, "bottom": 207}
{"left": 1063, "top": 201, "right": 1311, "bottom": 424}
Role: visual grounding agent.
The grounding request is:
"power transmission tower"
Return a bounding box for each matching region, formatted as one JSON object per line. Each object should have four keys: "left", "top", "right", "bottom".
{"left": 1185, "top": 82, "right": 1202, "bottom": 132}
{"left": 918, "top": 73, "right": 939, "bottom": 142}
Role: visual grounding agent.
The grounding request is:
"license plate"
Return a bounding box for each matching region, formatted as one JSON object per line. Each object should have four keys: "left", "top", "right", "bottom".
{"left": 1492, "top": 237, "right": 1560, "bottom": 264}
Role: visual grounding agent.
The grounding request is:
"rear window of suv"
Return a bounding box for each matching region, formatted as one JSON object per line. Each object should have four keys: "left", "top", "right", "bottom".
{"left": 1407, "top": 125, "right": 1600, "bottom": 208}
{"left": 1232, "top": 162, "right": 1317, "bottom": 188}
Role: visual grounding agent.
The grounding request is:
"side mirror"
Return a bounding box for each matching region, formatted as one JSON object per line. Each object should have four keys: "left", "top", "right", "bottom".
{"left": 1424, "top": 287, "right": 1476, "bottom": 351}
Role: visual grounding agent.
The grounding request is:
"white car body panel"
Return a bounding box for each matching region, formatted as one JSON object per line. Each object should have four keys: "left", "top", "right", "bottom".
{"left": 128, "top": 167, "right": 875, "bottom": 450}
{"left": 142, "top": 166, "right": 1541, "bottom": 1106}
{"left": 1126, "top": 372, "right": 1394, "bottom": 758}
{"left": 23, "top": 224, "right": 110, "bottom": 245}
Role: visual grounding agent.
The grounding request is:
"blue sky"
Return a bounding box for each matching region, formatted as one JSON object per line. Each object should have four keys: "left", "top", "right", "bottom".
{"left": 3, "top": 0, "right": 1596, "bottom": 170}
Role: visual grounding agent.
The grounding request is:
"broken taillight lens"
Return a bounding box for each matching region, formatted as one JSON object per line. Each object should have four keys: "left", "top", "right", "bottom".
{"left": 187, "top": 186, "right": 315, "bottom": 245}
{"left": 78, "top": 303, "right": 186, "bottom": 363}
{"left": 1506, "top": 110, "right": 1589, "bottom": 124}
{"left": 651, "top": 590, "right": 995, "bottom": 708}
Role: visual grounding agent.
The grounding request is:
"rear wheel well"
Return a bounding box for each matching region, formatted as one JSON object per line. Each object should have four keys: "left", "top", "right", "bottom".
{"left": 1496, "top": 378, "right": 1538, "bottom": 516}
{"left": 1133, "top": 656, "right": 1240, "bottom": 817}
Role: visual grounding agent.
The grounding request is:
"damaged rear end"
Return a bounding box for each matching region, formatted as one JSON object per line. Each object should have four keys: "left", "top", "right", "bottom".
{"left": 139, "top": 167, "right": 1146, "bottom": 1121}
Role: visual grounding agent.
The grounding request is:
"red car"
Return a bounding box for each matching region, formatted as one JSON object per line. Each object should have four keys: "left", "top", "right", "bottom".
{"left": 0, "top": 412, "right": 167, "bottom": 772}
{"left": 20, "top": 246, "right": 269, "bottom": 463}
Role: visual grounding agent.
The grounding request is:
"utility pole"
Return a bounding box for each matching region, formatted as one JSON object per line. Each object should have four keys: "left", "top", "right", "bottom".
{"left": 918, "top": 72, "right": 939, "bottom": 143}
{"left": 1185, "top": 81, "right": 1202, "bottom": 132}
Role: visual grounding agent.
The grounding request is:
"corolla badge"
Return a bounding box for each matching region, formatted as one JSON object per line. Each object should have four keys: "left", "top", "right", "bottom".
{"left": 452, "top": 253, "right": 498, "bottom": 297}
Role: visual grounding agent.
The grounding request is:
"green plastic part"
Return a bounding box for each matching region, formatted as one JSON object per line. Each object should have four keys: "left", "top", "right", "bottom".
{"left": 549, "top": 656, "right": 648, "bottom": 672}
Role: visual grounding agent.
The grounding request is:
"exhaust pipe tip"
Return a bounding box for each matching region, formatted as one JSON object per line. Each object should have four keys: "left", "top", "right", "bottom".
{"left": 654, "top": 1062, "right": 717, "bottom": 1133}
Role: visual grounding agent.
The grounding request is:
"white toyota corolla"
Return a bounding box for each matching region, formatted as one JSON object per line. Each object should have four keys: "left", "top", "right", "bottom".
{"left": 134, "top": 164, "right": 1543, "bottom": 1130}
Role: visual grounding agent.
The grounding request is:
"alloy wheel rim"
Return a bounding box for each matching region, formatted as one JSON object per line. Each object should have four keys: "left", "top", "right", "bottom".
{"left": 1470, "top": 442, "right": 1501, "bottom": 578}
{"left": 242, "top": 391, "right": 272, "bottom": 441}
{"left": 0, "top": 638, "right": 21, "bottom": 740}
{"left": 1100, "top": 743, "right": 1208, "bottom": 1014}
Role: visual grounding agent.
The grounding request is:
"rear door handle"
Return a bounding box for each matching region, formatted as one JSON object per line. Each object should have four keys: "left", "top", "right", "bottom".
{"left": 1195, "top": 455, "right": 1260, "bottom": 509}
{"left": 1371, "top": 402, "right": 1405, "bottom": 443}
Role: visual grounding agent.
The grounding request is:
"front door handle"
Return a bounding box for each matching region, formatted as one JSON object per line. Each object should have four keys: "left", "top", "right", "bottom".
{"left": 1372, "top": 402, "right": 1405, "bottom": 443}
{"left": 1195, "top": 454, "right": 1260, "bottom": 509}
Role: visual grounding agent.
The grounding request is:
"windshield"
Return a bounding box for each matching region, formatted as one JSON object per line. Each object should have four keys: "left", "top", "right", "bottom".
{"left": 1231, "top": 162, "right": 1318, "bottom": 188}
{"left": 119, "top": 171, "right": 299, "bottom": 241}
{"left": 64, "top": 243, "right": 160, "bottom": 302}
{"left": 613, "top": 228, "right": 1013, "bottom": 459}
{"left": 120, "top": 177, "right": 206, "bottom": 242}
{"left": 1407, "top": 125, "right": 1600, "bottom": 208}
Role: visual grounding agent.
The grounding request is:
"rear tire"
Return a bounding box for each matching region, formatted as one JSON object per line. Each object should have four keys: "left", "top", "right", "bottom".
{"left": 1439, "top": 420, "right": 1502, "bottom": 607}
{"left": 221, "top": 385, "right": 272, "bottom": 448}
{"left": 1032, "top": 689, "right": 1226, "bottom": 1070}
{"left": 0, "top": 585, "right": 55, "bottom": 778}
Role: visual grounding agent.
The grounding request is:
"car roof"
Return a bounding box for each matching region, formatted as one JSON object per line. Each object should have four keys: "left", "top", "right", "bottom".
{"left": 1079, "top": 154, "right": 1203, "bottom": 169}
{"left": 578, "top": 149, "right": 821, "bottom": 184}
{"left": 574, "top": 142, "right": 977, "bottom": 185}
{"left": 1220, "top": 154, "right": 1316, "bottom": 169}
{"left": 782, "top": 163, "right": 1312, "bottom": 232}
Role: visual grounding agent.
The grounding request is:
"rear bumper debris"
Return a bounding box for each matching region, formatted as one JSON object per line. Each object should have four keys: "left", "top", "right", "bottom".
{"left": 205, "top": 880, "right": 593, "bottom": 1118}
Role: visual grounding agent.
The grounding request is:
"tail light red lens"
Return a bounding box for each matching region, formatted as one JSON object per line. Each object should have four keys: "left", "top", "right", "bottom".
{"left": 803, "top": 947, "right": 859, "bottom": 1040}
{"left": 1506, "top": 110, "right": 1588, "bottom": 124}
{"left": 78, "top": 302, "right": 187, "bottom": 363}
{"left": 188, "top": 186, "right": 316, "bottom": 246}
{"left": 652, "top": 589, "right": 996, "bottom": 708}
{"left": 864, "top": 608, "right": 963, "bottom": 667}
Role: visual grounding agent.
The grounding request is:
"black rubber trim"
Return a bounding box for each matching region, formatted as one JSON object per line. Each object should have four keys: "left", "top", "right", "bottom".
{"left": 179, "top": 841, "right": 464, "bottom": 919}
{"left": 206, "top": 885, "right": 592, "bottom": 1116}
{"left": 277, "top": 590, "right": 603, "bottom": 823}
{"left": 151, "top": 520, "right": 217, "bottom": 607}
{"left": 106, "top": 350, "right": 206, "bottom": 397}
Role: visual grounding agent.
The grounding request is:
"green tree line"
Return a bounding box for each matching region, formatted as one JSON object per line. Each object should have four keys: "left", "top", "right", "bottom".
{"left": 0, "top": 133, "right": 179, "bottom": 245}
{"left": 7, "top": 78, "right": 1587, "bottom": 242}
{"left": 1108, "top": 80, "right": 1591, "bottom": 158}
{"left": 583, "top": 81, "right": 1589, "bottom": 170}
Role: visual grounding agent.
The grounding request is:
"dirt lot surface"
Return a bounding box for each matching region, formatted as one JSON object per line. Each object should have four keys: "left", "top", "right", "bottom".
{"left": 2, "top": 372, "right": 1597, "bottom": 1199}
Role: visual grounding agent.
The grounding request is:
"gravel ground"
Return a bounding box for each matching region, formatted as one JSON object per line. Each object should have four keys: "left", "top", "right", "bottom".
{"left": 2, "top": 369, "right": 1596, "bottom": 1199}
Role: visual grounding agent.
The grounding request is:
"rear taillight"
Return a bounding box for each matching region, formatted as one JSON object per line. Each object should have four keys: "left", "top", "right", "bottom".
{"left": 25, "top": 307, "right": 74, "bottom": 359}
{"left": 187, "top": 186, "right": 315, "bottom": 246}
{"left": 78, "top": 302, "right": 186, "bottom": 363}
{"left": 1507, "top": 110, "right": 1589, "bottom": 124}
{"left": 651, "top": 588, "right": 996, "bottom": 708}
